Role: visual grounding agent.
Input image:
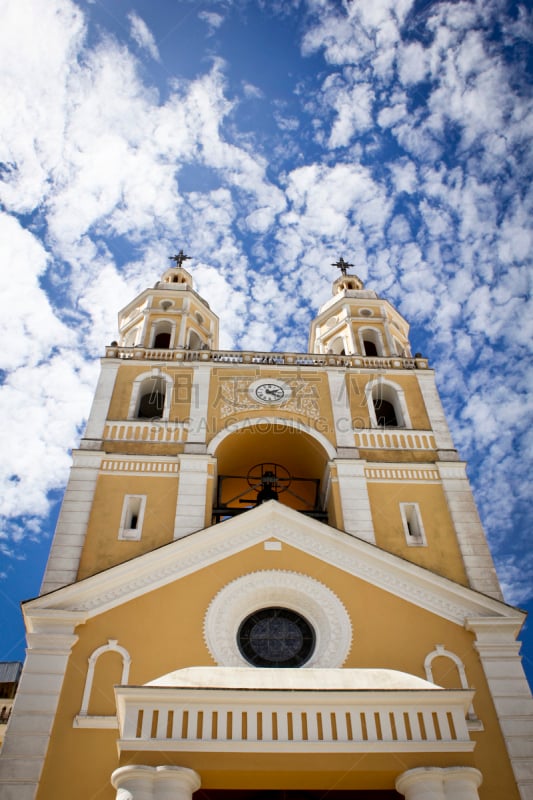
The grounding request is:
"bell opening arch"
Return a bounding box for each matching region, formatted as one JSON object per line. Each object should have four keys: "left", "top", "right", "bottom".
{"left": 208, "top": 418, "right": 336, "bottom": 524}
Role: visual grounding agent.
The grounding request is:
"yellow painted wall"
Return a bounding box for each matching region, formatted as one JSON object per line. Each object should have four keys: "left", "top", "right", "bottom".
{"left": 37, "top": 541, "right": 518, "bottom": 800}
{"left": 77, "top": 474, "right": 179, "bottom": 579}
{"left": 367, "top": 482, "right": 469, "bottom": 584}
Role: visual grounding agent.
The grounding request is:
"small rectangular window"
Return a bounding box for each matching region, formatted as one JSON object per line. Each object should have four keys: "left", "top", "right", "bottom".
{"left": 119, "top": 495, "right": 146, "bottom": 541}
{"left": 400, "top": 503, "right": 427, "bottom": 547}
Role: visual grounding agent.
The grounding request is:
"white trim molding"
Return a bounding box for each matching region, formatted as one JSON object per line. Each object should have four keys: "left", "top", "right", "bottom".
{"left": 207, "top": 416, "right": 337, "bottom": 461}
{"left": 75, "top": 639, "right": 131, "bottom": 727}
{"left": 0, "top": 610, "right": 85, "bottom": 800}
{"left": 118, "top": 495, "right": 146, "bottom": 541}
{"left": 424, "top": 644, "right": 481, "bottom": 729}
{"left": 365, "top": 376, "right": 412, "bottom": 429}
{"left": 204, "top": 570, "right": 352, "bottom": 668}
{"left": 400, "top": 502, "right": 427, "bottom": 547}
{"left": 437, "top": 461, "right": 502, "bottom": 599}
{"left": 127, "top": 368, "right": 174, "bottom": 421}
{"left": 40, "top": 449, "right": 104, "bottom": 594}
{"left": 466, "top": 618, "right": 533, "bottom": 800}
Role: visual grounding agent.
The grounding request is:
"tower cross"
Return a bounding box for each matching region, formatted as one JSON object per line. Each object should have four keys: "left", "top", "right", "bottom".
{"left": 332, "top": 256, "right": 354, "bottom": 276}
{"left": 169, "top": 249, "right": 191, "bottom": 268}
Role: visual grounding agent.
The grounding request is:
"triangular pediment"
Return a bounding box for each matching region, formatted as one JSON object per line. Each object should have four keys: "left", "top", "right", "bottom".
{"left": 25, "top": 501, "right": 523, "bottom": 630}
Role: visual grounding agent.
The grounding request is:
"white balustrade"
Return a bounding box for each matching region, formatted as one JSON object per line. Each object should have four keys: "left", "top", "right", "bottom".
{"left": 115, "top": 686, "right": 474, "bottom": 754}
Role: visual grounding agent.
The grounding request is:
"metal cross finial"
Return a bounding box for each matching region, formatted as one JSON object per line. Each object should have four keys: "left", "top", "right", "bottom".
{"left": 169, "top": 249, "right": 191, "bottom": 268}
{"left": 332, "top": 257, "right": 354, "bottom": 276}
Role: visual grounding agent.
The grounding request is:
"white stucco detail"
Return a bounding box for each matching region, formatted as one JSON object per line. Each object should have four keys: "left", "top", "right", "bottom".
{"left": 335, "top": 458, "right": 375, "bottom": 543}
{"left": 424, "top": 644, "right": 480, "bottom": 725}
{"left": 27, "top": 502, "right": 524, "bottom": 630}
{"left": 78, "top": 639, "right": 131, "bottom": 718}
{"left": 40, "top": 449, "right": 103, "bottom": 594}
{"left": 203, "top": 570, "right": 352, "bottom": 668}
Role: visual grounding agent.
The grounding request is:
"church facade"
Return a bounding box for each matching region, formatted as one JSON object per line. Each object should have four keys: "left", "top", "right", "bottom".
{"left": 1, "top": 256, "right": 531, "bottom": 799}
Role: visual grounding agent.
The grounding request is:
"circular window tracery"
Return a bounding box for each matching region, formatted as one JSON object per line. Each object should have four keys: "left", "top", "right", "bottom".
{"left": 204, "top": 570, "right": 352, "bottom": 668}
{"left": 238, "top": 607, "right": 315, "bottom": 668}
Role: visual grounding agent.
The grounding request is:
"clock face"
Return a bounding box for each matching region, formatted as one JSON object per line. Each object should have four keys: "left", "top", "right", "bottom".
{"left": 250, "top": 380, "right": 291, "bottom": 404}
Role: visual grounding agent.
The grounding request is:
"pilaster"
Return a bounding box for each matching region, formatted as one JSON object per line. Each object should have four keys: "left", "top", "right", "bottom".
{"left": 437, "top": 461, "right": 502, "bottom": 599}
{"left": 40, "top": 449, "right": 104, "bottom": 594}
{"left": 173, "top": 454, "right": 215, "bottom": 539}
{"left": 82, "top": 358, "right": 120, "bottom": 442}
{"left": 327, "top": 369, "right": 357, "bottom": 448}
{"left": 416, "top": 371, "right": 456, "bottom": 451}
{"left": 0, "top": 610, "right": 85, "bottom": 800}
{"left": 334, "top": 458, "right": 375, "bottom": 543}
{"left": 186, "top": 364, "right": 211, "bottom": 444}
{"left": 466, "top": 617, "right": 533, "bottom": 800}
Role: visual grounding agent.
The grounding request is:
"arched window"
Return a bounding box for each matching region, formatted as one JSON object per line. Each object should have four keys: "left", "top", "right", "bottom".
{"left": 128, "top": 370, "right": 173, "bottom": 421}
{"left": 363, "top": 339, "right": 378, "bottom": 356}
{"left": 359, "top": 328, "right": 384, "bottom": 357}
{"left": 151, "top": 320, "right": 173, "bottom": 349}
{"left": 328, "top": 336, "right": 345, "bottom": 355}
{"left": 137, "top": 377, "right": 166, "bottom": 418}
{"left": 366, "top": 379, "right": 411, "bottom": 429}
{"left": 188, "top": 330, "right": 204, "bottom": 350}
{"left": 373, "top": 397, "right": 398, "bottom": 427}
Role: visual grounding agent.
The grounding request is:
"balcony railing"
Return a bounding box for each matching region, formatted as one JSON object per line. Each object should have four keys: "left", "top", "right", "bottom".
{"left": 115, "top": 670, "right": 474, "bottom": 755}
{"left": 105, "top": 345, "right": 429, "bottom": 371}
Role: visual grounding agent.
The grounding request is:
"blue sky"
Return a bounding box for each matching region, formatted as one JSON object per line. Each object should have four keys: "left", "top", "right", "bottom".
{"left": 0, "top": 0, "right": 532, "bottom": 686}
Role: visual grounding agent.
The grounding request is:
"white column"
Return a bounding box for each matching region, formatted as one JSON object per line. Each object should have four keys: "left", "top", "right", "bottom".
{"left": 83, "top": 359, "right": 119, "bottom": 442}
{"left": 416, "top": 371, "right": 456, "bottom": 452}
{"left": 40, "top": 449, "right": 103, "bottom": 594}
{"left": 437, "top": 461, "right": 502, "bottom": 599}
{"left": 396, "top": 767, "right": 482, "bottom": 800}
{"left": 327, "top": 369, "right": 357, "bottom": 449}
{"left": 444, "top": 767, "right": 483, "bottom": 799}
{"left": 0, "top": 611, "right": 84, "bottom": 800}
{"left": 186, "top": 364, "right": 211, "bottom": 445}
{"left": 111, "top": 765, "right": 201, "bottom": 800}
{"left": 396, "top": 767, "right": 446, "bottom": 800}
{"left": 466, "top": 618, "right": 533, "bottom": 800}
{"left": 174, "top": 454, "right": 215, "bottom": 539}
{"left": 334, "top": 458, "right": 375, "bottom": 543}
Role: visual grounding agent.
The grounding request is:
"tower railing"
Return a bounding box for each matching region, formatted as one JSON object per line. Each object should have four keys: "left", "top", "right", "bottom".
{"left": 105, "top": 345, "right": 429, "bottom": 370}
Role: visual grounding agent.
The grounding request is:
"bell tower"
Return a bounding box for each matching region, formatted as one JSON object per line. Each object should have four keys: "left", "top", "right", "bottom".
{"left": 1, "top": 252, "right": 531, "bottom": 800}
{"left": 309, "top": 257, "right": 410, "bottom": 358}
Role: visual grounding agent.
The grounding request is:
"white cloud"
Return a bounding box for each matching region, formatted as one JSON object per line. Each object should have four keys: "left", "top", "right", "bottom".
{"left": 127, "top": 11, "right": 160, "bottom": 61}
{"left": 198, "top": 10, "right": 224, "bottom": 34}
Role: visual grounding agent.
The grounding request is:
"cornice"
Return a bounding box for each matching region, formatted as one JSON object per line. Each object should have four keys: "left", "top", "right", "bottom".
{"left": 24, "top": 503, "right": 523, "bottom": 628}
